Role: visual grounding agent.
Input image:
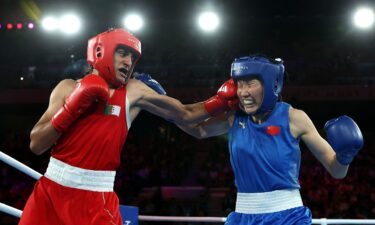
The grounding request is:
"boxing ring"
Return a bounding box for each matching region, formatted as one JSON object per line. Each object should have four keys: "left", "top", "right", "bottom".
{"left": 1, "top": 151, "right": 374, "bottom": 225}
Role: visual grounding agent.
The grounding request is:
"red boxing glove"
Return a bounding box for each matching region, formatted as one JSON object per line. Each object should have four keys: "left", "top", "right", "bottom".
{"left": 51, "top": 74, "right": 110, "bottom": 133}
{"left": 227, "top": 98, "right": 240, "bottom": 110}
{"left": 204, "top": 79, "right": 239, "bottom": 116}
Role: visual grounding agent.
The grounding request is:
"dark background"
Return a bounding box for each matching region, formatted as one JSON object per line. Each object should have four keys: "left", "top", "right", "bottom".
{"left": 1, "top": 0, "right": 374, "bottom": 224}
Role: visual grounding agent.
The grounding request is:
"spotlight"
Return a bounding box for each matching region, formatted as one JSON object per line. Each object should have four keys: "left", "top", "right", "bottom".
{"left": 42, "top": 16, "right": 58, "bottom": 31}
{"left": 353, "top": 7, "right": 374, "bottom": 29}
{"left": 59, "top": 14, "right": 81, "bottom": 34}
{"left": 123, "top": 14, "right": 144, "bottom": 31}
{"left": 197, "top": 12, "right": 220, "bottom": 32}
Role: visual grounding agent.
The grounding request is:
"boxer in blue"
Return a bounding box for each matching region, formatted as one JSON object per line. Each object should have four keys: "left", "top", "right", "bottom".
{"left": 179, "top": 55, "right": 364, "bottom": 224}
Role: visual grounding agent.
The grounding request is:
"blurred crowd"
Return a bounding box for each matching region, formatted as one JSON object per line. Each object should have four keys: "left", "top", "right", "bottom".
{"left": 1, "top": 36, "right": 375, "bottom": 90}
{"left": 1, "top": 113, "right": 374, "bottom": 224}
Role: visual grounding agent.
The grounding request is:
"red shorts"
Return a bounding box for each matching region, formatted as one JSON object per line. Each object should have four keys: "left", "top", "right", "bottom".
{"left": 19, "top": 176, "right": 122, "bottom": 225}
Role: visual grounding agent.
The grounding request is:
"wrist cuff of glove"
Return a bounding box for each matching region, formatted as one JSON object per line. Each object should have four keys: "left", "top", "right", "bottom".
{"left": 51, "top": 107, "right": 75, "bottom": 133}
{"left": 336, "top": 153, "right": 354, "bottom": 166}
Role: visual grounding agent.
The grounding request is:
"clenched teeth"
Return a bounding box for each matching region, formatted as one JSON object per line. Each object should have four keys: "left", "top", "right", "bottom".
{"left": 243, "top": 99, "right": 254, "bottom": 104}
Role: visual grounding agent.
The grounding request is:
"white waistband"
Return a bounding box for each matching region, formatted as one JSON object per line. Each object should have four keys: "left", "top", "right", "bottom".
{"left": 44, "top": 157, "right": 116, "bottom": 192}
{"left": 235, "top": 189, "right": 303, "bottom": 214}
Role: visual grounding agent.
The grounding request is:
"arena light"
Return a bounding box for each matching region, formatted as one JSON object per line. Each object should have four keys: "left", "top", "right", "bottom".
{"left": 0, "top": 22, "right": 35, "bottom": 31}
{"left": 28, "top": 22, "right": 34, "bottom": 29}
{"left": 197, "top": 11, "right": 220, "bottom": 32}
{"left": 7, "top": 23, "right": 14, "bottom": 30}
{"left": 59, "top": 14, "right": 81, "bottom": 35}
{"left": 41, "top": 16, "right": 58, "bottom": 31}
{"left": 353, "top": 7, "right": 374, "bottom": 29}
{"left": 123, "top": 14, "right": 144, "bottom": 31}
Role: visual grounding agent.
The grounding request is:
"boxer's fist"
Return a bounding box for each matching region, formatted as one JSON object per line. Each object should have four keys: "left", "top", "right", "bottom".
{"left": 134, "top": 73, "right": 167, "bottom": 95}
{"left": 324, "top": 115, "right": 364, "bottom": 165}
{"left": 51, "top": 74, "right": 110, "bottom": 133}
{"left": 204, "top": 79, "right": 239, "bottom": 116}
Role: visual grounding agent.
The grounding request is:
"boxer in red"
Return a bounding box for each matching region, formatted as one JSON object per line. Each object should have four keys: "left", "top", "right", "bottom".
{"left": 19, "top": 28, "right": 237, "bottom": 225}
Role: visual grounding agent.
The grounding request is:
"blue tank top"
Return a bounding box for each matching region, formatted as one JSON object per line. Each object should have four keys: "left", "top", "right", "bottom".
{"left": 228, "top": 102, "right": 301, "bottom": 193}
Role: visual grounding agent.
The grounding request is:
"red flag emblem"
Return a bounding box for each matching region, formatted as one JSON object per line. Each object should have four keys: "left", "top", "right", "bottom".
{"left": 266, "top": 126, "right": 280, "bottom": 136}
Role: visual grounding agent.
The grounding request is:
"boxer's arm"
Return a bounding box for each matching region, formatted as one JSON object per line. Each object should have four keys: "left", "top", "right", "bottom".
{"left": 289, "top": 107, "right": 348, "bottom": 179}
{"left": 128, "top": 79, "right": 209, "bottom": 125}
{"left": 51, "top": 74, "right": 110, "bottom": 132}
{"left": 176, "top": 112, "right": 234, "bottom": 139}
{"left": 29, "top": 79, "right": 76, "bottom": 155}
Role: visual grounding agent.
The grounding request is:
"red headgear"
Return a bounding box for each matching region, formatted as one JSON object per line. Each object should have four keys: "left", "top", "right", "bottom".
{"left": 87, "top": 28, "right": 142, "bottom": 87}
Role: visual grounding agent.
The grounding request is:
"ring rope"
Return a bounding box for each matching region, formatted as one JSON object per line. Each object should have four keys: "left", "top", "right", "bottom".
{"left": 0, "top": 203, "right": 22, "bottom": 218}
{"left": 1, "top": 151, "right": 375, "bottom": 224}
{"left": 0, "top": 151, "right": 42, "bottom": 180}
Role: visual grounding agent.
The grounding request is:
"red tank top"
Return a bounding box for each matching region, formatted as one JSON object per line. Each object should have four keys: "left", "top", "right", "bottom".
{"left": 51, "top": 87, "right": 129, "bottom": 170}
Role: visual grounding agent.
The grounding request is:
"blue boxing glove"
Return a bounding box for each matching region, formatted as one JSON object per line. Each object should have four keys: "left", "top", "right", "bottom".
{"left": 133, "top": 72, "right": 167, "bottom": 95}
{"left": 324, "top": 115, "right": 364, "bottom": 165}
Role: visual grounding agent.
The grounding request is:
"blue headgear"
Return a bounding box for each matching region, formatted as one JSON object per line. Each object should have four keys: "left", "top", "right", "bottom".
{"left": 230, "top": 55, "right": 285, "bottom": 113}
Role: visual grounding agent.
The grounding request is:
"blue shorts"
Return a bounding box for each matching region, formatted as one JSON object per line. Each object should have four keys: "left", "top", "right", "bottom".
{"left": 225, "top": 206, "right": 312, "bottom": 225}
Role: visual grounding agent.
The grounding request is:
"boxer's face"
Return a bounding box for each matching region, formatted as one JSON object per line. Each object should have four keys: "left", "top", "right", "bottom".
{"left": 237, "top": 78, "right": 263, "bottom": 114}
{"left": 113, "top": 46, "right": 136, "bottom": 85}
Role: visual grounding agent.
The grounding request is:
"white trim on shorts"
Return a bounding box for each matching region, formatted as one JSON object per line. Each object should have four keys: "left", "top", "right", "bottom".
{"left": 44, "top": 157, "right": 116, "bottom": 192}
{"left": 235, "top": 189, "right": 303, "bottom": 214}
